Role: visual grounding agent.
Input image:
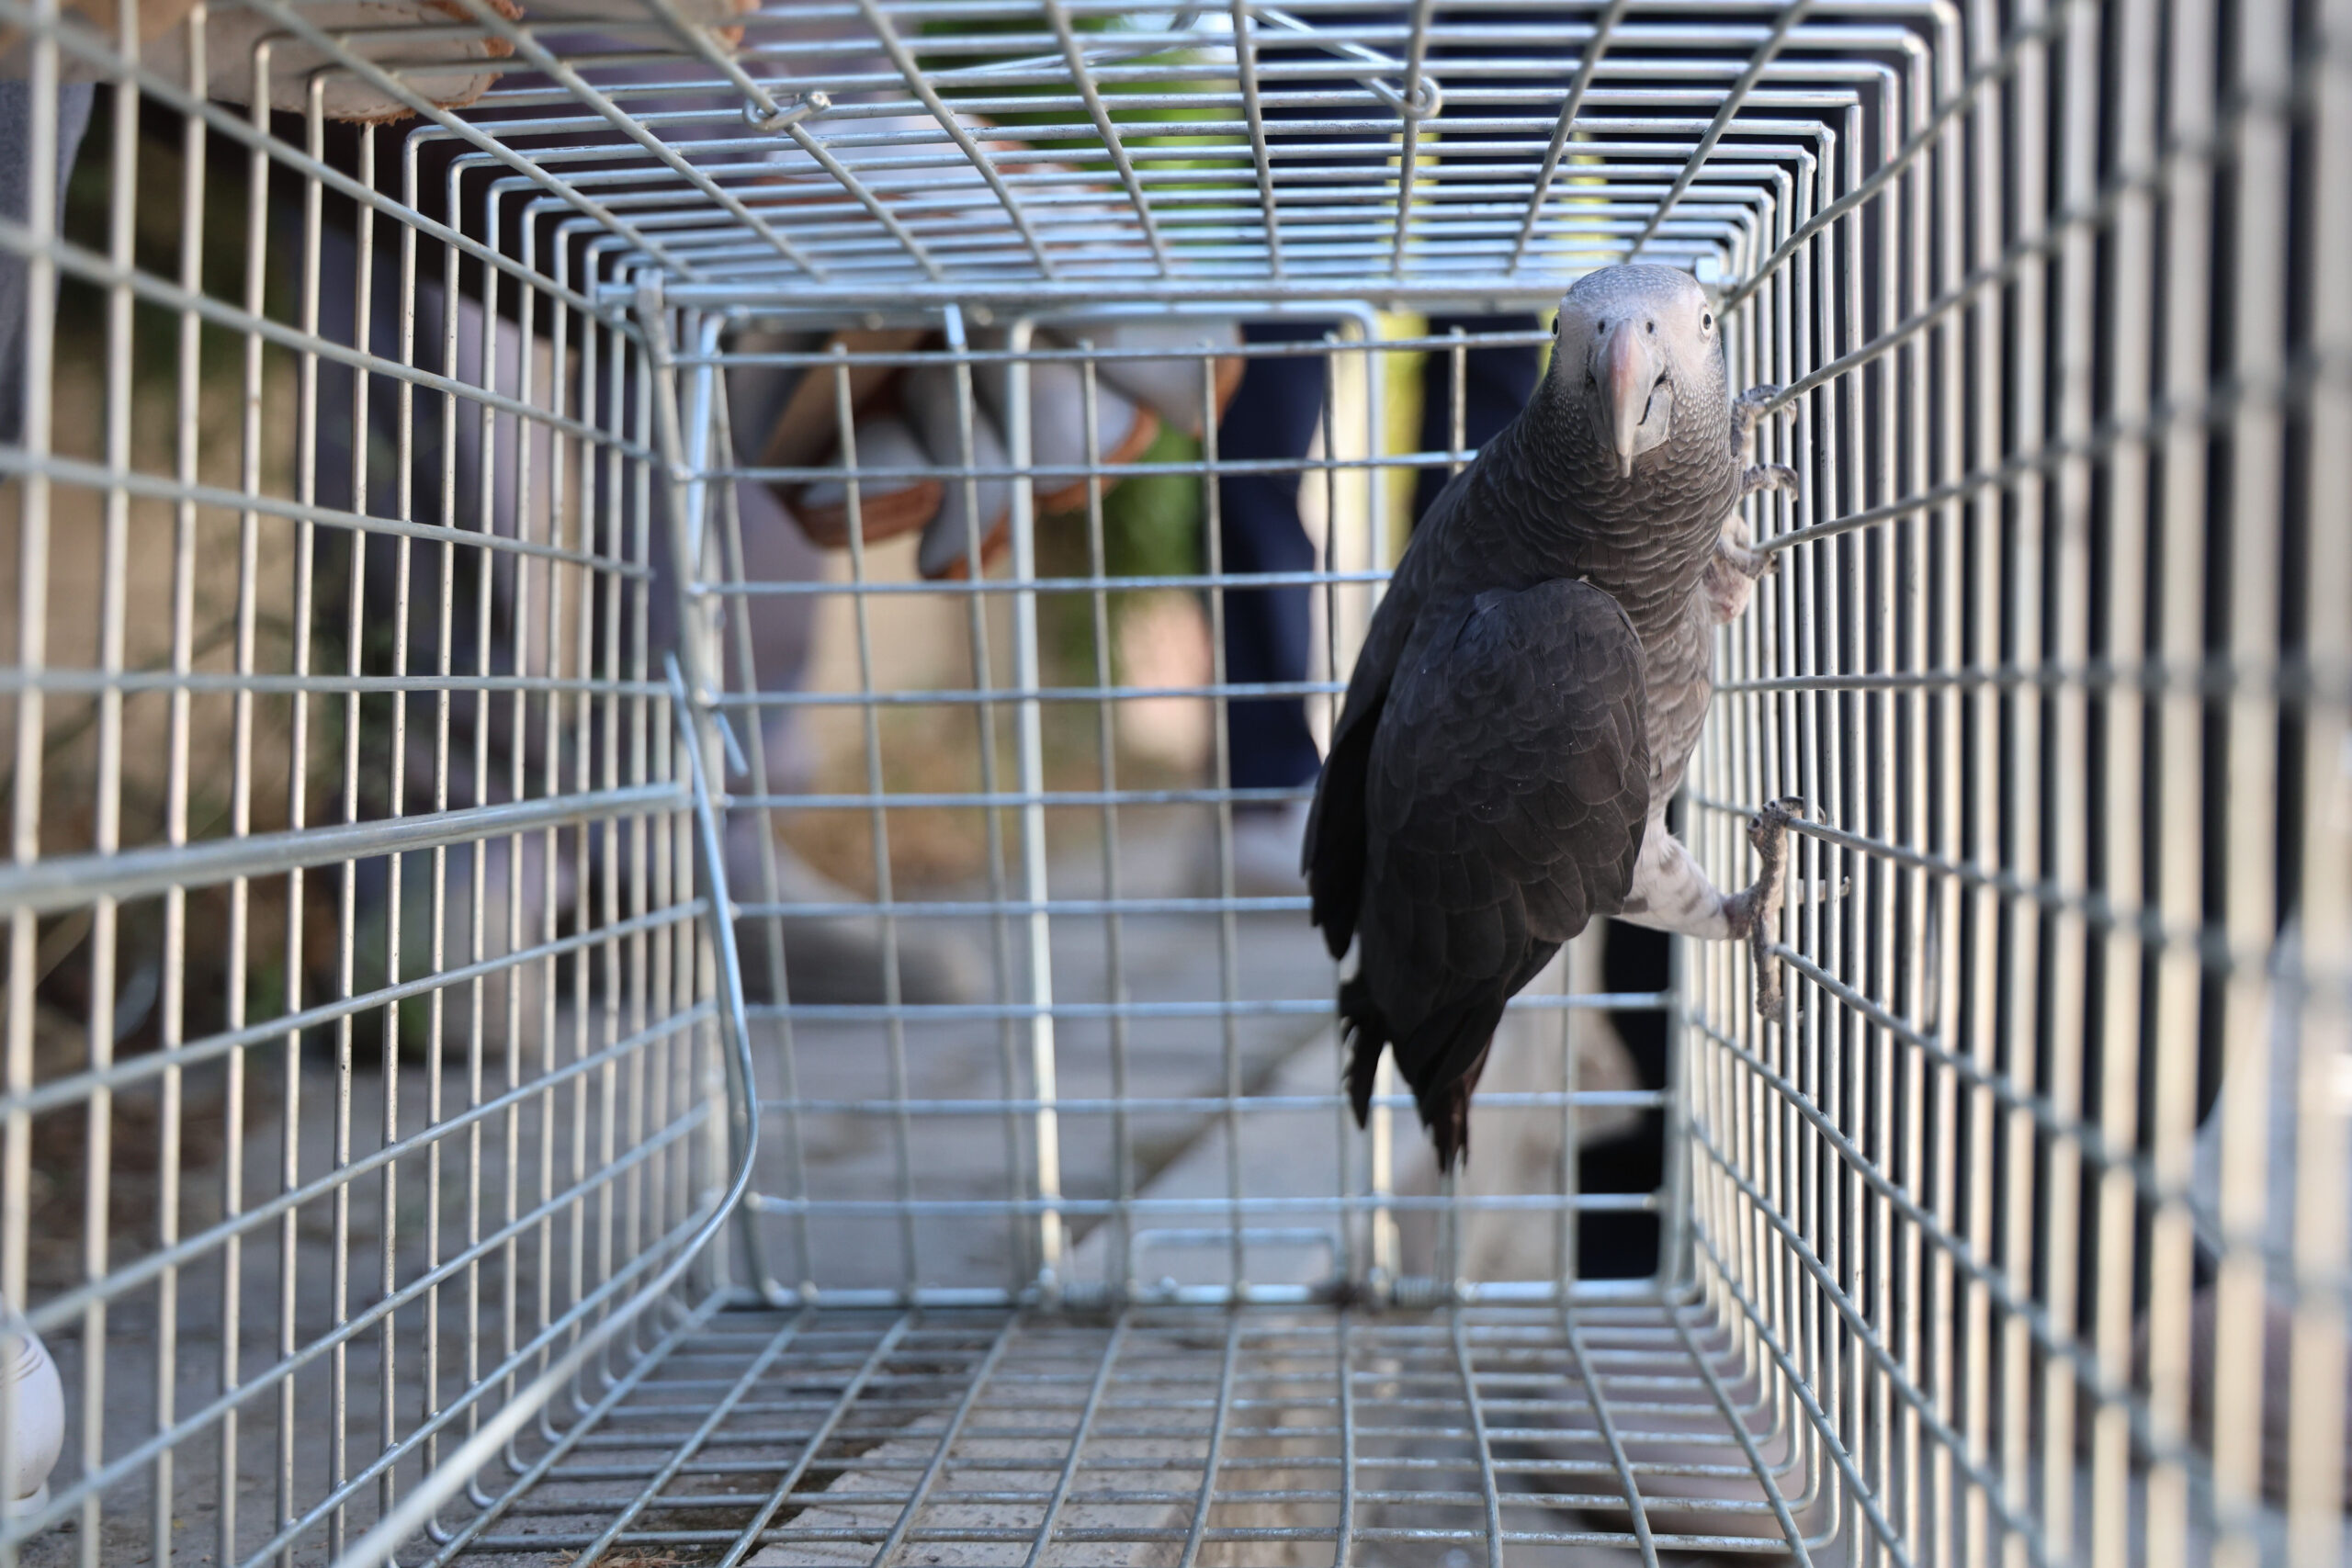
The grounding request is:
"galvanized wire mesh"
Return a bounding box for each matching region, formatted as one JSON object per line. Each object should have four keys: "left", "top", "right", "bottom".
{"left": 0, "top": 0, "right": 2343, "bottom": 1565}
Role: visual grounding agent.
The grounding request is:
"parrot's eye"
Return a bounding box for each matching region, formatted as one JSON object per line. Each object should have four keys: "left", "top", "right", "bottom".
{"left": 1702, "top": 311, "right": 1713, "bottom": 332}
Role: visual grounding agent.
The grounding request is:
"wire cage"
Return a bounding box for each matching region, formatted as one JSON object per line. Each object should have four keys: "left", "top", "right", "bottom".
{"left": 0, "top": 0, "right": 2345, "bottom": 1564}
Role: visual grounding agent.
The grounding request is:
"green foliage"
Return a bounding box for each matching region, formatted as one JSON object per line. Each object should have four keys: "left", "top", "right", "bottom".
{"left": 1099, "top": 419, "right": 1203, "bottom": 581}
{"left": 1034, "top": 415, "right": 1204, "bottom": 678}
{"left": 918, "top": 9, "right": 1249, "bottom": 197}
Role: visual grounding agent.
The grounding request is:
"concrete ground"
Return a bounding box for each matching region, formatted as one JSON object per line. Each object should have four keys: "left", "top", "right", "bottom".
{"left": 11, "top": 807, "right": 1668, "bottom": 1567}
{"left": 17, "top": 807, "right": 2319, "bottom": 1566}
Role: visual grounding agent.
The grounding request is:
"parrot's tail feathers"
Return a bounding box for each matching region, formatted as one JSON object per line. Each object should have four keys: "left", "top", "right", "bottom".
{"left": 1340, "top": 979, "right": 1498, "bottom": 1171}
{"left": 1338, "top": 976, "right": 1388, "bottom": 1130}
{"left": 1404, "top": 1009, "right": 1501, "bottom": 1175}
{"left": 1426, "top": 1083, "right": 1474, "bottom": 1173}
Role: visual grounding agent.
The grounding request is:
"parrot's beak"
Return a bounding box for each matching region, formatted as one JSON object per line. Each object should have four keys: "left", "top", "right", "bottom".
{"left": 1596, "top": 324, "right": 1668, "bottom": 478}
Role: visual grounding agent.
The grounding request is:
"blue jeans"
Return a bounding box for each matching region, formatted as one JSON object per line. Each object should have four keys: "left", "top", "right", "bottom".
{"left": 0, "top": 81, "right": 94, "bottom": 446}
{"left": 1214, "top": 316, "right": 1539, "bottom": 795}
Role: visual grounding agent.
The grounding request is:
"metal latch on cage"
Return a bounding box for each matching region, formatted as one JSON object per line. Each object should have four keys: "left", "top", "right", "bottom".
{"left": 1249, "top": 3, "right": 1443, "bottom": 120}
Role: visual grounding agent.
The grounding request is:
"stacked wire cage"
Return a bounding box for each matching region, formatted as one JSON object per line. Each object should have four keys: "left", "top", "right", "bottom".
{"left": 0, "top": 0, "right": 2346, "bottom": 1562}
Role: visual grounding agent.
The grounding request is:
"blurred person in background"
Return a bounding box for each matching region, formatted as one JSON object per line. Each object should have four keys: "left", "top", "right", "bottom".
{"left": 0, "top": 6, "right": 985, "bottom": 1008}
{"left": 1211, "top": 6, "right": 1672, "bottom": 1283}
{"left": 287, "top": 18, "right": 987, "bottom": 1010}
{"left": 0, "top": 81, "right": 94, "bottom": 446}
{"left": 1214, "top": 316, "right": 1541, "bottom": 896}
{"left": 1213, "top": 4, "right": 1560, "bottom": 895}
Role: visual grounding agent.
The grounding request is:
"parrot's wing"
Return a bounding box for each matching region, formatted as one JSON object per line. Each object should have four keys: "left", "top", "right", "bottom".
{"left": 1305, "top": 649, "right": 1393, "bottom": 960}
{"left": 1303, "top": 467, "right": 1472, "bottom": 957}
{"left": 1356, "top": 578, "right": 1651, "bottom": 1101}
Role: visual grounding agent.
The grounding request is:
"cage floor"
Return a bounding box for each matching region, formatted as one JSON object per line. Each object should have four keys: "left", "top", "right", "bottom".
{"left": 441, "top": 1300, "right": 1815, "bottom": 1565}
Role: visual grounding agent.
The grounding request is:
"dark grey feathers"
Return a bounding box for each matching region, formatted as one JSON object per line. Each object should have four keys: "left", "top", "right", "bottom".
{"left": 1305, "top": 265, "right": 1740, "bottom": 1170}
{"left": 1341, "top": 581, "right": 1649, "bottom": 1162}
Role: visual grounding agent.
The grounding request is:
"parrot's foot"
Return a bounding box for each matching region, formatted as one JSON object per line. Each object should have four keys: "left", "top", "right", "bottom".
{"left": 1702, "top": 536, "right": 1770, "bottom": 624}
{"left": 1731, "top": 795, "right": 1806, "bottom": 1021}
{"left": 1714, "top": 531, "right": 1775, "bottom": 582}
{"left": 1733, "top": 384, "right": 1787, "bottom": 455}
{"left": 1711, "top": 466, "right": 1795, "bottom": 611}
{"left": 1740, "top": 462, "right": 1799, "bottom": 505}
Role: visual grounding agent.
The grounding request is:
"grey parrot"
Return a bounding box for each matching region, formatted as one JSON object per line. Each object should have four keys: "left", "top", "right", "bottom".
{"left": 1304, "top": 264, "right": 1802, "bottom": 1169}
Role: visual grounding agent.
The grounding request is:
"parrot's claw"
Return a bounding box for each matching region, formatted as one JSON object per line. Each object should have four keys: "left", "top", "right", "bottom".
{"left": 1740, "top": 462, "right": 1800, "bottom": 503}
{"left": 1715, "top": 534, "right": 1774, "bottom": 581}
{"left": 1733, "top": 385, "right": 1788, "bottom": 454}
{"left": 1738, "top": 796, "right": 1807, "bottom": 1021}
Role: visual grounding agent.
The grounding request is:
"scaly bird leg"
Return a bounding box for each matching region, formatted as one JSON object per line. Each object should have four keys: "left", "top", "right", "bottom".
{"left": 1732, "top": 383, "right": 1784, "bottom": 457}
{"left": 1704, "top": 401, "right": 1799, "bottom": 622}
{"left": 1730, "top": 797, "right": 1804, "bottom": 1018}
{"left": 1702, "top": 469, "right": 1792, "bottom": 624}
{"left": 1702, "top": 517, "right": 1768, "bottom": 625}
{"left": 1740, "top": 461, "right": 1799, "bottom": 506}
{"left": 1614, "top": 797, "right": 1810, "bottom": 1020}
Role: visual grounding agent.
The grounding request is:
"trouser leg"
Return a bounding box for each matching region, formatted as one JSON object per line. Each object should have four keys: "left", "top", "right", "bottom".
{"left": 1411, "top": 313, "right": 1542, "bottom": 528}
{"left": 0, "top": 81, "right": 94, "bottom": 448}
{"left": 1214, "top": 321, "right": 1331, "bottom": 797}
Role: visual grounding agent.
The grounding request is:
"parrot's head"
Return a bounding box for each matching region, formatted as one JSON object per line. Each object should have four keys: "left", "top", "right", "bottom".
{"left": 1555, "top": 265, "right": 1725, "bottom": 479}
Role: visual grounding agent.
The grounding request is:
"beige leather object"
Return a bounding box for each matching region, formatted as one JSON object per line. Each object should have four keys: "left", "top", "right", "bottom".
{"left": 0, "top": 0, "right": 197, "bottom": 79}
{"left": 972, "top": 351, "right": 1159, "bottom": 517}
{"left": 1062, "top": 320, "right": 1245, "bottom": 440}
{"left": 6, "top": 0, "right": 752, "bottom": 117}
{"left": 179, "top": 0, "right": 520, "bottom": 119}
{"left": 900, "top": 363, "right": 1012, "bottom": 582}
{"left": 759, "top": 327, "right": 933, "bottom": 551}
{"left": 5, "top": 0, "right": 520, "bottom": 115}
{"left": 792, "top": 412, "right": 942, "bottom": 550}
{"left": 757, "top": 329, "right": 929, "bottom": 476}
